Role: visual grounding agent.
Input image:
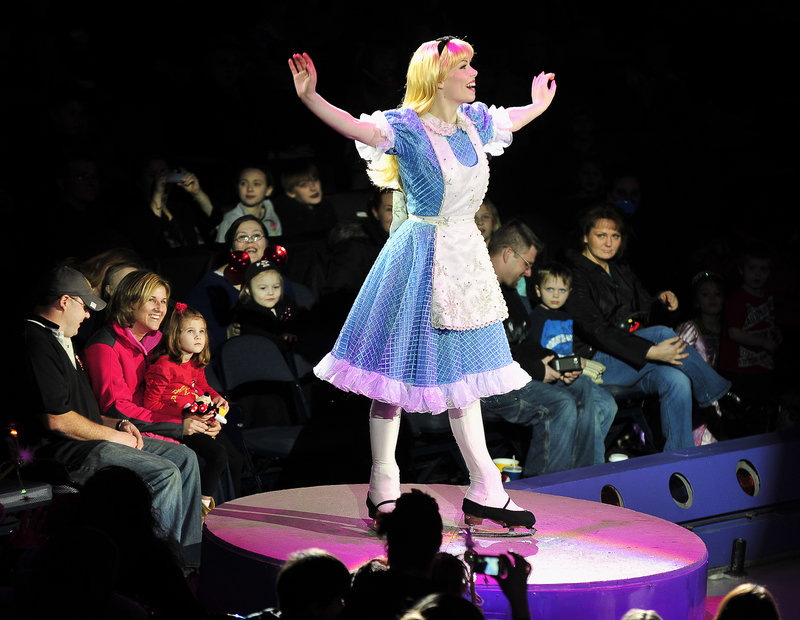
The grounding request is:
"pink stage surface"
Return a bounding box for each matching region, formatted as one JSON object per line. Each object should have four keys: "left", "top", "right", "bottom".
{"left": 200, "top": 484, "right": 708, "bottom": 619}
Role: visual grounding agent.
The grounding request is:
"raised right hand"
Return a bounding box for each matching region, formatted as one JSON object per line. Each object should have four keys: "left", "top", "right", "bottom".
{"left": 646, "top": 337, "right": 689, "bottom": 365}
{"left": 289, "top": 52, "right": 318, "bottom": 100}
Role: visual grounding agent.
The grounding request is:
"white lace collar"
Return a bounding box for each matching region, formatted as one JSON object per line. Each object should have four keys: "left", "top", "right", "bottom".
{"left": 420, "top": 110, "right": 471, "bottom": 136}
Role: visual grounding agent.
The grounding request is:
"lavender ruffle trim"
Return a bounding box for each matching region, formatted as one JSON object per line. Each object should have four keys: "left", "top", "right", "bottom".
{"left": 314, "top": 353, "right": 531, "bottom": 414}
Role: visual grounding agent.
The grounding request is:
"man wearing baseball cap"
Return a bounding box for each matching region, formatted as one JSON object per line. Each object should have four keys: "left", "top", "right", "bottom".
{"left": 21, "top": 266, "right": 202, "bottom": 565}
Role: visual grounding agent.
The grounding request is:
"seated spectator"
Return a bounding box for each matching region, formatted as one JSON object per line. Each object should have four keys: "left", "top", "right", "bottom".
{"left": 676, "top": 271, "right": 726, "bottom": 444}
{"left": 215, "top": 165, "right": 282, "bottom": 243}
{"left": 564, "top": 204, "right": 736, "bottom": 451}
{"left": 345, "top": 489, "right": 443, "bottom": 620}
{"left": 274, "top": 158, "right": 338, "bottom": 298}
{"left": 323, "top": 188, "right": 392, "bottom": 301}
{"left": 713, "top": 583, "right": 781, "bottom": 620}
{"left": 187, "top": 214, "right": 271, "bottom": 354}
{"left": 719, "top": 243, "right": 783, "bottom": 433}
{"left": 127, "top": 157, "right": 216, "bottom": 259}
{"left": 620, "top": 610, "right": 663, "bottom": 620}
{"left": 43, "top": 154, "right": 129, "bottom": 264}
{"left": 76, "top": 466, "right": 207, "bottom": 619}
{"left": 482, "top": 222, "right": 616, "bottom": 475}
{"left": 83, "top": 270, "right": 184, "bottom": 441}
{"left": 274, "top": 159, "right": 336, "bottom": 240}
{"left": 234, "top": 260, "right": 303, "bottom": 354}
{"left": 21, "top": 266, "right": 201, "bottom": 565}
{"left": 74, "top": 248, "right": 146, "bottom": 351}
{"left": 474, "top": 197, "right": 501, "bottom": 245}
{"left": 399, "top": 592, "right": 485, "bottom": 620}
{"left": 274, "top": 548, "right": 350, "bottom": 620}
{"left": 144, "top": 304, "right": 243, "bottom": 515}
{"left": 84, "top": 271, "right": 236, "bottom": 513}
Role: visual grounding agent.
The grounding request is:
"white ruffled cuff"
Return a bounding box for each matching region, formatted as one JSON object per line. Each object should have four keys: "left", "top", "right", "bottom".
{"left": 484, "top": 105, "right": 513, "bottom": 156}
{"left": 354, "top": 111, "right": 394, "bottom": 163}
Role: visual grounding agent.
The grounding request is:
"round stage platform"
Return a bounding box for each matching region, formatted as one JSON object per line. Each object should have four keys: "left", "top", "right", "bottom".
{"left": 200, "top": 484, "right": 708, "bottom": 619}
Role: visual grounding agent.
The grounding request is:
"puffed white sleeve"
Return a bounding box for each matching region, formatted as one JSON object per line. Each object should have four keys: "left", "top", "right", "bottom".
{"left": 484, "top": 105, "right": 513, "bottom": 156}
{"left": 354, "top": 111, "right": 395, "bottom": 164}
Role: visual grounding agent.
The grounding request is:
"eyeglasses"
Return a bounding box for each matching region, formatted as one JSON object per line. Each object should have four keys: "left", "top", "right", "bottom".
{"left": 68, "top": 296, "right": 88, "bottom": 311}
{"left": 235, "top": 234, "right": 264, "bottom": 243}
{"left": 512, "top": 249, "right": 534, "bottom": 271}
{"left": 436, "top": 36, "right": 454, "bottom": 56}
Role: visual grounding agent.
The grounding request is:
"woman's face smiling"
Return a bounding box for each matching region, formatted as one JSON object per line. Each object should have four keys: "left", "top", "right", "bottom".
{"left": 232, "top": 220, "right": 268, "bottom": 262}
{"left": 131, "top": 285, "right": 168, "bottom": 339}
{"left": 439, "top": 58, "right": 477, "bottom": 105}
{"left": 583, "top": 219, "right": 622, "bottom": 268}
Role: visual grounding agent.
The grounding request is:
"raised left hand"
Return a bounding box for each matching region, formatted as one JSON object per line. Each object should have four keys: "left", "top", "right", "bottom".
{"left": 178, "top": 171, "right": 201, "bottom": 196}
{"left": 530, "top": 71, "right": 557, "bottom": 111}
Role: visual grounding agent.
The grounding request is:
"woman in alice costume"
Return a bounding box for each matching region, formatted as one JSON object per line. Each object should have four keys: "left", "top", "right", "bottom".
{"left": 289, "top": 37, "right": 556, "bottom": 530}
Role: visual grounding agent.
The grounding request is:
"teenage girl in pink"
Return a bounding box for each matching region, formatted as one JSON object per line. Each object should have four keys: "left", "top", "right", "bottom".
{"left": 144, "top": 303, "right": 240, "bottom": 516}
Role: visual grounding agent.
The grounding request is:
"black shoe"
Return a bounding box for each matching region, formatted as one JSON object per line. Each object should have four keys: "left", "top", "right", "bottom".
{"left": 717, "top": 391, "right": 750, "bottom": 420}
{"left": 366, "top": 496, "right": 396, "bottom": 519}
{"left": 462, "top": 498, "right": 535, "bottom": 528}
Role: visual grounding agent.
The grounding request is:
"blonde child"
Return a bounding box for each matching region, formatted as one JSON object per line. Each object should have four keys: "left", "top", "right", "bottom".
{"left": 144, "top": 303, "right": 240, "bottom": 516}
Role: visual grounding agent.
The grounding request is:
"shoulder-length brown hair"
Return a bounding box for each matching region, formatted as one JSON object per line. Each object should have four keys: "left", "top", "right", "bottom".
{"left": 106, "top": 270, "right": 171, "bottom": 328}
{"left": 162, "top": 305, "right": 211, "bottom": 367}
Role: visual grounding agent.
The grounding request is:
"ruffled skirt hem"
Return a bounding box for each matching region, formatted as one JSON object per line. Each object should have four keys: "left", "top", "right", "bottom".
{"left": 314, "top": 353, "right": 530, "bottom": 414}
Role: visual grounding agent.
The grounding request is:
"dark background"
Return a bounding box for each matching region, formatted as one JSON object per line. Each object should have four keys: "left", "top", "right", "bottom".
{"left": 2, "top": 1, "right": 797, "bottom": 298}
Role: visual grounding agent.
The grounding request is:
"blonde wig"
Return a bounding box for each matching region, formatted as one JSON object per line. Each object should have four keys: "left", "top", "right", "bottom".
{"left": 367, "top": 37, "right": 474, "bottom": 189}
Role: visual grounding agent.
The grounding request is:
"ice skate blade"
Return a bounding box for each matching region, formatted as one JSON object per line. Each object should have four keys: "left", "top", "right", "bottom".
{"left": 468, "top": 524, "right": 535, "bottom": 538}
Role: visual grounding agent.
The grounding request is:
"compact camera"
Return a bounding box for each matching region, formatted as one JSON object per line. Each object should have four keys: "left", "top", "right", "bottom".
{"left": 549, "top": 354, "right": 582, "bottom": 373}
{"left": 471, "top": 554, "right": 501, "bottom": 576}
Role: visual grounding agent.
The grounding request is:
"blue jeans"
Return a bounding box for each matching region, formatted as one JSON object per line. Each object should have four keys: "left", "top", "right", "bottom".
{"left": 563, "top": 375, "right": 618, "bottom": 466}
{"left": 482, "top": 375, "right": 611, "bottom": 477}
{"left": 594, "top": 325, "right": 731, "bottom": 451}
{"left": 70, "top": 438, "right": 202, "bottom": 563}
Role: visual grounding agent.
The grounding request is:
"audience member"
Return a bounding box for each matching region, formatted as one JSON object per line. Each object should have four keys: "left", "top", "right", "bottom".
{"left": 274, "top": 548, "right": 351, "bottom": 620}
{"left": 187, "top": 214, "right": 270, "bottom": 353}
{"left": 128, "top": 157, "right": 216, "bottom": 258}
{"left": 344, "top": 489, "right": 443, "bottom": 620}
{"left": 44, "top": 154, "right": 128, "bottom": 263}
{"left": 76, "top": 466, "right": 207, "bottom": 619}
{"left": 719, "top": 243, "right": 782, "bottom": 431}
{"left": 713, "top": 582, "right": 781, "bottom": 620}
{"left": 21, "top": 266, "right": 201, "bottom": 565}
{"left": 83, "top": 270, "right": 184, "bottom": 440}
{"left": 620, "top": 610, "right": 663, "bottom": 620}
{"left": 475, "top": 198, "right": 501, "bottom": 245}
{"left": 273, "top": 158, "right": 338, "bottom": 298}
{"left": 144, "top": 303, "right": 243, "bottom": 515}
{"left": 323, "top": 188, "right": 392, "bottom": 300}
{"left": 215, "top": 165, "right": 282, "bottom": 243}
{"left": 676, "top": 271, "right": 726, "bottom": 444}
{"left": 399, "top": 592, "right": 484, "bottom": 620}
{"left": 74, "top": 248, "right": 146, "bottom": 350}
{"left": 234, "top": 260, "right": 302, "bottom": 353}
{"left": 565, "top": 204, "right": 737, "bottom": 451}
{"left": 482, "top": 222, "right": 616, "bottom": 475}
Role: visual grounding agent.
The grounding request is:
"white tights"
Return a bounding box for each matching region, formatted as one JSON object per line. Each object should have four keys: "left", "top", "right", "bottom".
{"left": 368, "top": 399, "right": 519, "bottom": 511}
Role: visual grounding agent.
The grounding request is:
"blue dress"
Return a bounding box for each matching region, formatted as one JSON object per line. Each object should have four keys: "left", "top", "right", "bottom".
{"left": 314, "top": 103, "right": 530, "bottom": 413}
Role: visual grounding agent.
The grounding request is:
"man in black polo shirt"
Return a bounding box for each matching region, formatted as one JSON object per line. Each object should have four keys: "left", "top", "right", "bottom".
{"left": 22, "top": 266, "right": 202, "bottom": 564}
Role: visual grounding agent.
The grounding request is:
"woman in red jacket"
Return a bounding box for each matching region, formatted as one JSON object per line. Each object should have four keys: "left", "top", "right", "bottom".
{"left": 84, "top": 271, "right": 241, "bottom": 513}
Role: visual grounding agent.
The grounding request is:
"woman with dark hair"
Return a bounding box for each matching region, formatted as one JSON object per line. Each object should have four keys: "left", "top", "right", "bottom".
{"left": 187, "top": 214, "right": 270, "bottom": 353}
{"left": 565, "top": 204, "right": 734, "bottom": 450}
